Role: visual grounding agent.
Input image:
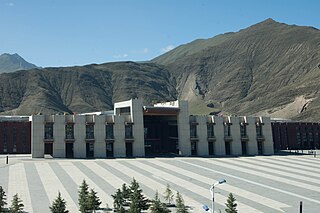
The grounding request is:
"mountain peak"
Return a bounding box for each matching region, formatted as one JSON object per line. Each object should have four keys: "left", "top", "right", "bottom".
{"left": 0, "top": 53, "right": 37, "bottom": 73}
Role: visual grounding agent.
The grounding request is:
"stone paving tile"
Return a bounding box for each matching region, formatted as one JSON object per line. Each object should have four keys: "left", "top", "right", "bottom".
{"left": 0, "top": 155, "right": 319, "bottom": 212}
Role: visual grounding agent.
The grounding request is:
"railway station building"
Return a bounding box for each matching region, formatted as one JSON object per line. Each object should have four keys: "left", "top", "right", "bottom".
{"left": 30, "top": 99, "right": 274, "bottom": 158}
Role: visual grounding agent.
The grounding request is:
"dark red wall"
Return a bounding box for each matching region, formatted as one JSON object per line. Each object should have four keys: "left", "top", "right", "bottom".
{"left": 0, "top": 121, "right": 31, "bottom": 154}
{"left": 272, "top": 122, "right": 320, "bottom": 151}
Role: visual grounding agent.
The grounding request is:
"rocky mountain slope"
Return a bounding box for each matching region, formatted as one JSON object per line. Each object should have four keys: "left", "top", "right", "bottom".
{"left": 0, "top": 19, "right": 319, "bottom": 121}
{"left": 0, "top": 53, "right": 37, "bottom": 73}
{"left": 0, "top": 62, "right": 176, "bottom": 115}
{"left": 153, "top": 19, "right": 320, "bottom": 121}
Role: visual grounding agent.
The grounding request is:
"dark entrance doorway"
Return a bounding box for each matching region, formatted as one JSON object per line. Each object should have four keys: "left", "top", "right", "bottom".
{"left": 257, "top": 141, "right": 264, "bottom": 155}
{"left": 241, "top": 141, "right": 247, "bottom": 155}
{"left": 144, "top": 115, "right": 178, "bottom": 156}
{"left": 191, "top": 141, "right": 197, "bottom": 156}
{"left": 225, "top": 141, "right": 231, "bottom": 155}
{"left": 126, "top": 142, "right": 133, "bottom": 157}
{"left": 86, "top": 143, "right": 94, "bottom": 158}
{"left": 106, "top": 143, "right": 114, "bottom": 158}
{"left": 44, "top": 143, "right": 53, "bottom": 156}
{"left": 208, "top": 142, "right": 214, "bottom": 155}
{"left": 66, "top": 143, "right": 74, "bottom": 158}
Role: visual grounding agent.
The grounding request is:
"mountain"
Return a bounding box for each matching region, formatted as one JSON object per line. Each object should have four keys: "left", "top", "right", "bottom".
{"left": 0, "top": 53, "right": 37, "bottom": 73}
{"left": 0, "top": 19, "right": 320, "bottom": 121}
{"left": 0, "top": 62, "right": 176, "bottom": 115}
{"left": 153, "top": 18, "right": 320, "bottom": 121}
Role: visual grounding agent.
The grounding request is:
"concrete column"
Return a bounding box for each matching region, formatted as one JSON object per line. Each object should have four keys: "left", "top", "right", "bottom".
{"left": 114, "top": 116, "right": 126, "bottom": 157}
{"left": 94, "top": 115, "right": 106, "bottom": 158}
{"left": 131, "top": 99, "right": 145, "bottom": 157}
{"left": 262, "top": 117, "right": 274, "bottom": 155}
{"left": 177, "top": 101, "right": 191, "bottom": 156}
{"left": 197, "top": 116, "right": 208, "bottom": 156}
{"left": 74, "top": 115, "right": 86, "bottom": 158}
{"left": 247, "top": 117, "right": 258, "bottom": 155}
{"left": 214, "top": 116, "right": 225, "bottom": 156}
{"left": 31, "top": 115, "right": 45, "bottom": 158}
{"left": 53, "top": 115, "right": 66, "bottom": 158}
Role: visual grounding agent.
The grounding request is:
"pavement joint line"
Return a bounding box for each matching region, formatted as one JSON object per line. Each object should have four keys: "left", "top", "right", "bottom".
{"left": 180, "top": 159, "right": 320, "bottom": 205}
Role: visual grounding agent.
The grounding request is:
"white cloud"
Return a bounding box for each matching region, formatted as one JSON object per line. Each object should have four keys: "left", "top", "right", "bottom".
{"left": 113, "top": 53, "right": 128, "bottom": 59}
{"left": 131, "top": 48, "right": 149, "bottom": 54}
{"left": 6, "top": 2, "right": 14, "bottom": 6}
{"left": 161, "top": 45, "right": 175, "bottom": 53}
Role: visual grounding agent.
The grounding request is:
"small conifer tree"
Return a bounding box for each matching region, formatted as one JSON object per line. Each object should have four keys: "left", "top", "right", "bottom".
{"left": 128, "top": 178, "right": 149, "bottom": 213}
{"left": 121, "top": 183, "right": 130, "bottom": 205}
{"left": 10, "top": 193, "right": 24, "bottom": 213}
{"left": 88, "top": 188, "right": 101, "bottom": 212}
{"left": 225, "top": 193, "right": 237, "bottom": 213}
{"left": 0, "top": 186, "right": 7, "bottom": 212}
{"left": 163, "top": 184, "right": 174, "bottom": 206}
{"left": 175, "top": 192, "right": 188, "bottom": 213}
{"left": 149, "top": 191, "right": 171, "bottom": 213}
{"left": 49, "top": 191, "right": 69, "bottom": 213}
{"left": 112, "top": 189, "right": 125, "bottom": 213}
{"left": 78, "top": 179, "right": 90, "bottom": 213}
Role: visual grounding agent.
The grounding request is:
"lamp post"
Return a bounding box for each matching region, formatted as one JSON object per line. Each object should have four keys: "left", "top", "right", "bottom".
{"left": 210, "top": 179, "right": 226, "bottom": 213}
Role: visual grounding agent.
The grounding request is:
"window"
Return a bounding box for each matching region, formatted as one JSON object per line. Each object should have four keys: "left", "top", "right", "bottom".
{"left": 3, "top": 126, "right": 7, "bottom": 153}
{"left": 256, "top": 125, "right": 263, "bottom": 137}
{"left": 296, "top": 132, "right": 301, "bottom": 145}
{"left": 86, "top": 124, "right": 94, "bottom": 139}
{"left": 224, "top": 124, "right": 231, "bottom": 136}
{"left": 207, "top": 125, "right": 215, "bottom": 138}
{"left": 125, "top": 125, "right": 133, "bottom": 139}
{"left": 13, "top": 127, "right": 17, "bottom": 152}
{"left": 240, "top": 124, "right": 247, "bottom": 137}
{"left": 65, "top": 124, "right": 74, "bottom": 139}
{"left": 106, "top": 124, "right": 114, "bottom": 139}
{"left": 22, "top": 129, "right": 27, "bottom": 153}
{"left": 44, "top": 123, "right": 53, "bottom": 139}
{"left": 190, "top": 125, "right": 197, "bottom": 138}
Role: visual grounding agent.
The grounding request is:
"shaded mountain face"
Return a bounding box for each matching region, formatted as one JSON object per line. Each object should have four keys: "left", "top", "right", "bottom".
{"left": 0, "top": 62, "right": 177, "bottom": 115}
{"left": 0, "top": 53, "right": 37, "bottom": 73}
{"left": 153, "top": 18, "right": 320, "bottom": 121}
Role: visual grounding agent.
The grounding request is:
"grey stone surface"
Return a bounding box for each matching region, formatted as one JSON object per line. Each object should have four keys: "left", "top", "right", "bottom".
{"left": 0, "top": 155, "right": 319, "bottom": 212}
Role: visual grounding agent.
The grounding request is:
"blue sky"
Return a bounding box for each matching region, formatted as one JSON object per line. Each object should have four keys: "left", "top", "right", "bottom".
{"left": 0, "top": 0, "right": 319, "bottom": 67}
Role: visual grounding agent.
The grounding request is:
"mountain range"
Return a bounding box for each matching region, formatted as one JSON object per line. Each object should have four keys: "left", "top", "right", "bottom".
{"left": 0, "top": 53, "right": 37, "bottom": 73}
{"left": 0, "top": 18, "right": 319, "bottom": 121}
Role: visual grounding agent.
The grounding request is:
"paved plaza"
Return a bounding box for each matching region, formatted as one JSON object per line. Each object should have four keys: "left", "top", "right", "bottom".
{"left": 0, "top": 154, "right": 320, "bottom": 212}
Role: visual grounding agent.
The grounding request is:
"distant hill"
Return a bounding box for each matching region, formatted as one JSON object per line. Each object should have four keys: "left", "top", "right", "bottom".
{"left": 1, "top": 19, "right": 320, "bottom": 121}
{"left": 0, "top": 62, "right": 176, "bottom": 115}
{"left": 0, "top": 53, "right": 37, "bottom": 73}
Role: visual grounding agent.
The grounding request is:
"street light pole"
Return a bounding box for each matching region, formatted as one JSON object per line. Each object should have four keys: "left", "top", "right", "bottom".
{"left": 210, "top": 179, "right": 226, "bottom": 213}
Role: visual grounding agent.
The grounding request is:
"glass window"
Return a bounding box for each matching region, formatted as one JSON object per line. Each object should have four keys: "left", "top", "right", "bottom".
{"left": 256, "top": 125, "right": 263, "bottom": 136}
{"left": 65, "top": 124, "right": 74, "bottom": 139}
{"left": 3, "top": 126, "right": 7, "bottom": 153}
{"left": 106, "top": 124, "right": 114, "bottom": 139}
{"left": 207, "top": 125, "right": 214, "bottom": 138}
{"left": 240, "top": 124, "right": 247, "bottom": 137}
{"left": 44, "top": 123, "right": 53, "bottom": 139}
{"left": 86, "top": 124, "right": 94, "bottom": 139}
{"left": 190, "top": 125, "right": 197, "bottom": 138}
{"left": 224, "top": 124, "right": 231, "bottom": 136}
{"left": 13, "top": 127, "right": 17, "bottom": 152}
{"left": 125, "top": 125, "right": 133, "bottom": 139}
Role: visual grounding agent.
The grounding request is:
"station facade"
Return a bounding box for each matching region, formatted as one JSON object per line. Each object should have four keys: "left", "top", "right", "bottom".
{"left": 30, "top": 99, "right": 274, "bottom": 158}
